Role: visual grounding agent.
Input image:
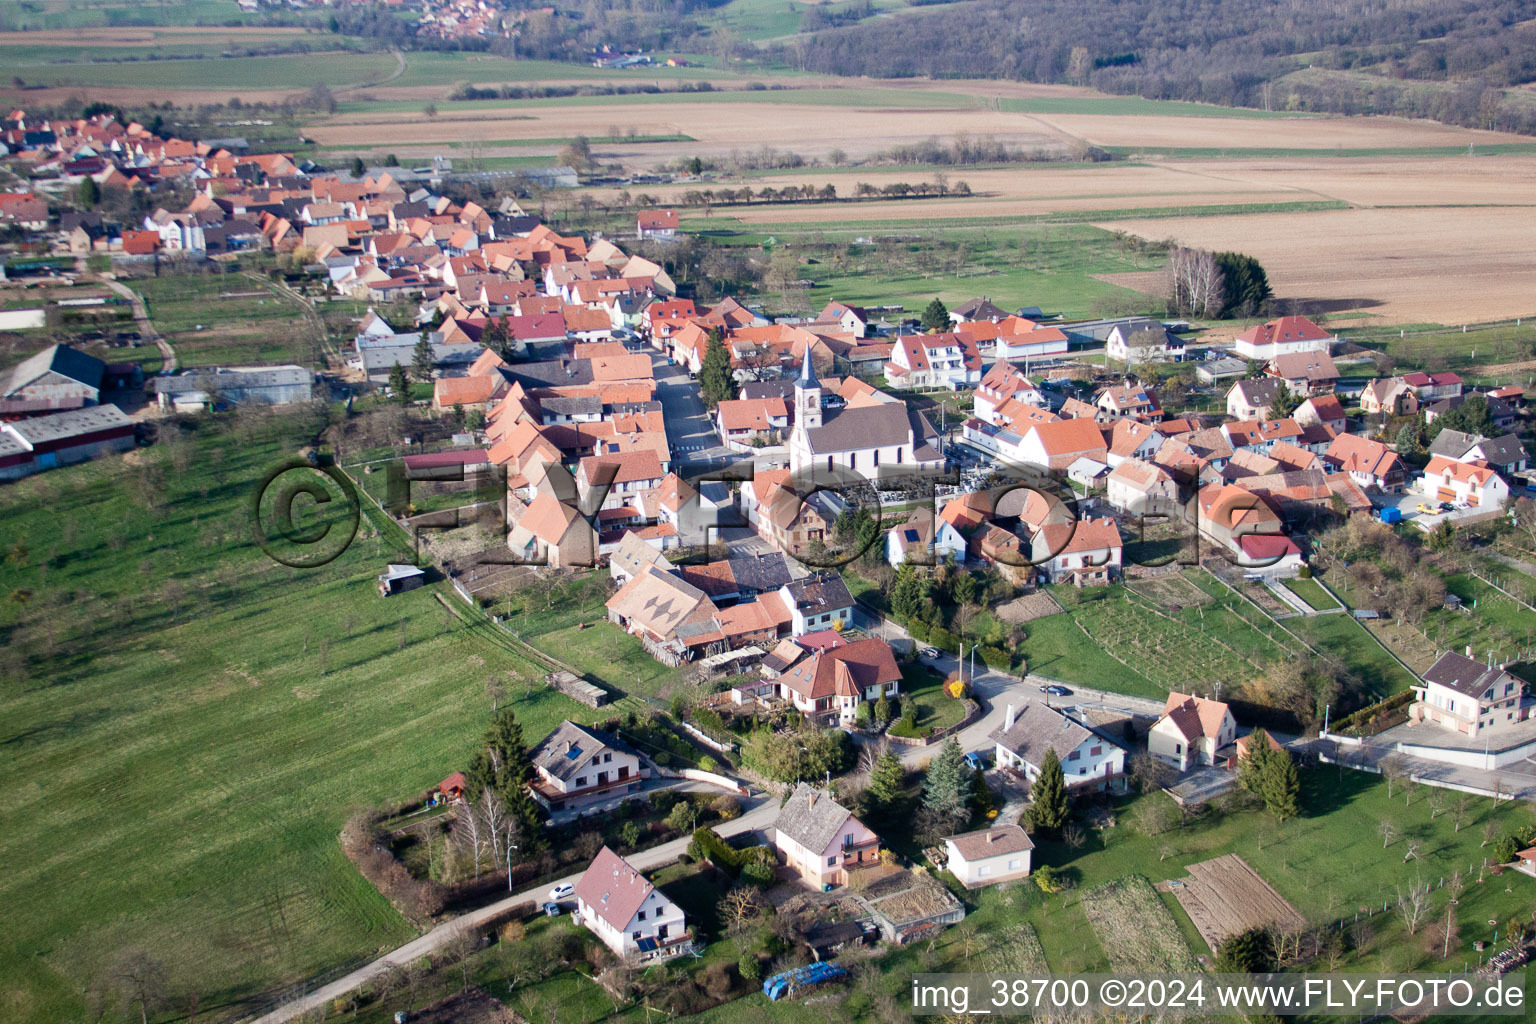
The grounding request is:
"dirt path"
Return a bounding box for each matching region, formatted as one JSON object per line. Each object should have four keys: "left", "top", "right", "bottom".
{"left": 99, "top": 276, "right": 176, "bottom": 372}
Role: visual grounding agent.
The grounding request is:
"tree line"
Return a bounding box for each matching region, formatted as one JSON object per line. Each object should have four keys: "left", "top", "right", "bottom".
{"left": 772, "top": 0, "right": 1536, "bottom": 136}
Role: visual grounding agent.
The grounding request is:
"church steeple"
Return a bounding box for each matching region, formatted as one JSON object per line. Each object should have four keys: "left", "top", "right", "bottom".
{"left": 793, "top": 343, "right": 822, "bottom": 432}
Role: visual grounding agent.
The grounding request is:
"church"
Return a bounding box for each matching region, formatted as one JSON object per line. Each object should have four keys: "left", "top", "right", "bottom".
{"left": 786, "top": 346, "right": 945, "bottom": 483}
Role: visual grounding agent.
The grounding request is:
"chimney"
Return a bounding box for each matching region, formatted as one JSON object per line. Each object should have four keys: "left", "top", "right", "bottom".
{"left": 1004, "top": 704, "right": 1016, "bottom": 731}
{"left": 1466, "top": 645, "right": 1472, "bottom": 658}
{"left": 807, "top": 789, "right": 817, "bottom": 811}
{"left": 988, "top": 830, "right": 1000, "bottom": 844}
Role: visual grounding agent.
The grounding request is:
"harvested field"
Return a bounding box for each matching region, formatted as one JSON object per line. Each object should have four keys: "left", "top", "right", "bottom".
{"left": 1098, "top": 204, "right": 1536, "bottom": 324}
{"left": 1079, "top": 874, "right": 1203, "bottom": 973}
{"left": 1162, "top": 854, "right": 1308, "bottom": 954}
{"left": 1127, "top": 573, "right": 1216, "bottom": 613}
{"left": 1028, "top": 112, "right": 1531, "bottom": 151}
{"left": 0, "top": 26, "right": 318, "bottom": 45}
{"left": 995, "top": 590, "right": 1064, "bottom": 625}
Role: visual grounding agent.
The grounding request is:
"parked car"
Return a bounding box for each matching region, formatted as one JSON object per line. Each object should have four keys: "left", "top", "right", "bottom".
{"left": 964, "top": 752, "right": 990, "bottom": 772}
{"left": 549, "top": 882, "right": 575, "bottom": 902}
{"left": 1039, "top": 684, "right": 1071, "bottom": 697}
{"left": 1415, "top": 502, "right": 1436, "bottom": 515}
{"left": 921, "top": 647, "right": 940, "bottom": 659}
{"left": 1438, "top": 501, "right": 1455, "bottom": 512}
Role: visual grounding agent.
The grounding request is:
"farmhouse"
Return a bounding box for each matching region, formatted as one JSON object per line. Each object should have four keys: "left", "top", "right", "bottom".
{"left": 1149, "top": 692, "right": 1236, "bottom": 771}
{"left": 990, "top": 702, "right": 1126, "bottom": 792}
{"left": 574, "top": 846, "right": 687, "bottom": 958}
{"left": 772, "top": 783, "right": 880, "bottom": 890}
{"left": 1407, "top": 651, "right": 1531, "bottom": 739}
{"left": 943, "top": 824, "right": 1033, "bottom": 888}
{"left": 528, "top": 720, "right": 647, "bottom": 812}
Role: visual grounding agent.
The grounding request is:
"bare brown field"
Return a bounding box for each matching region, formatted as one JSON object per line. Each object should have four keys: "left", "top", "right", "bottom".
{"left": 1098, "top": 201, "right": 1536, "bottom": 324}
{"left": 1162, "top": 854, "right": 1307, "bottom": 953}
{"left": 1028, "top": 112, "right": 1533, "bottom": 150}
{"left": 1164, "top": 156, "right": 1536, "bottom": 208}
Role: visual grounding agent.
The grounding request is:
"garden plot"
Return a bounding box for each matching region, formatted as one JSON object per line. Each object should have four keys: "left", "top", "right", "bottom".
{"left": 1161, "top": 854, "right": 1307, "bottom": 954}
{"left": 1079, "top": 875, "right": 1203, "bottom": 973}
{"left": 983, "top": 923, "right": 1049, "bottom": 974}
{"left": 995, "top": 590, "right": 1064, "bottom": 625}
{"left": 1126, "top": 573, "right": 1215, "bottom": 613}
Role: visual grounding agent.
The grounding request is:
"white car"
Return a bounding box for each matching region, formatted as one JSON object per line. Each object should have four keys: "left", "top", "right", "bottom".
{"left": 549, "top": 883, "right": 575, "bottom": 902}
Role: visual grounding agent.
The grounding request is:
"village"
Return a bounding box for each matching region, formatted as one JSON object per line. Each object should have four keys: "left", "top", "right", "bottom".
{"left": 2, "top": 102, "right": 1536, "bottom": 1024}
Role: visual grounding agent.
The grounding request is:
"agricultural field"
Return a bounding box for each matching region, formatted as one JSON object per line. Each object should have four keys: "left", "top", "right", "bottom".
{"left": 1079, "top": 874, "right": 1204, "bottom": 972}
{"left": 8, "top": 49, "right": 400, "bottom": 92}
{"left": 135, "top": 272, "right": 325, "bottom": 369}
{"left": 0, "top": 412, "right": 598, "bottom": 1023}
{"left": 1026, "top": 574, "right": 1291, "bottom": 698}
{"left": 1163, "top": 854, "right": 1308, "bottom": 953}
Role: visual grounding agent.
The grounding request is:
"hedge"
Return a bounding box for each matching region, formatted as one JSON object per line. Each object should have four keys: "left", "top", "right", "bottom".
{"left": 1331, "top": 690, "right": 1416, "bottom": 737}
{"left": 689, "top": 826, "right": 774, "bottom": 882}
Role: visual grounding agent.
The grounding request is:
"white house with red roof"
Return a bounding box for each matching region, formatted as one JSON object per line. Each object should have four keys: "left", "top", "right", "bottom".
{"left": 772, "top": 783, "right": 880, "bottom": 889}
{"left": 1030, "top": 517, "right": 1123, "bottom": 585}
{"left": 1294, "top": 394, "right": 1347, "bottom": 434}
{"left": 1232, "top": 315, "right": 1333, "bottom": 361}
{"left": 1148, "top": 692, "right": 1236, "bottom": 770}
{"left": 574, "top": 846, "right": 687, "bottom": 957}
{"left": 1322, "top": 433, "right": 1405, "bottom": 492}
{"left": 1418, "top": 455, "right": 1509, "bottom": 508}
{"left": 1013, "top": 418, "right": 1110, "bottom": 471}
{"left": 974, "top": 360, "right": 1044, "bottom": 424}
{"left": 636, "top": 209, "right": 679, "bottom": 239}
{"left": 885, "top": 332, "right": 982, "bottom": 389}
{"left": 1236, "top": 534, "right": 1305, "bottom": 576}
{"left": 761, "top": 635, "right": 902, "bottom": 724}
{"left": 1402, "top": 371, "right": 1463, "bottom": 402}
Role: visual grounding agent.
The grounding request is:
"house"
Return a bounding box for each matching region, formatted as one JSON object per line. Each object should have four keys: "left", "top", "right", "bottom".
{"left": 943, "top": 824, "right": 1033, "bottom": 888}
{"left": 1294, "top": 394, "right": 1347, "bottom": 434}
{"left": 1427, "top": 430, "right": 1527, "bottom": 476}
{"left": 1402, "top": 371, "right": 1463, "bottom": 402}
{"left": 1322, "top": 433, "right": 1405, "bottom": 492}
{"left": 1193, "top": 483, "right": 1284, "bottom": 557}
{"left": 636, "top": 209, "right": 678, "bottom": 239}
{"left": 885, "top": 332, "right": 982, "bottom": 390}
{"left": 1067, "top": 456, "right": 1110, "bottom": 491}
{"left": 1423, "top": 393, "right": 1518, "bottom": 431}
{"left": 990, "top": 702, "right": 1126, "bottom": 792}
{"left": 818, "top": 300, "right": 870, "bottom": 338}
{"left": 948, "top": 297, "right": 1009, "bottom": 324}
{"left": 974, "top": 360, "right": 1044, "bottom": 424}
{"left": 769, "top": 636, "right": 902, "bottom": 724}
{"left": 1265, "top": 351, "right": 1339, "bottom": 395}
{"left": 1095, "top": 383, "right": 1160, "bottom": 422}
{"left": 1148, "top": 692, "right": 1236, "bottom": 771}
{"left": 1358, "top": 378, "right": 1414, "bottom": 418}
{"left": 1225, "top": 378, "right": 1286, "bottom": 422}
{"left": 377, "top": 563, "right": 425, "bottom": 597}
{"left": 605, "top": 564, "right": 721, "bottom": 664}
{"left": 574, "top": 846, "right": 687, "bottom": 958}
{"left": 1231, "top": 315, "right": 1332, "bottom": 360}
{"left": 886, "top": 508, "right": 966, "bottom": 567}
{"left": 438, "top": 772, "right": 466, "bottom": 804}
{"left": 1013, "top": 417, "right": 1109, "bottom": 471}
{"left": 1104, "top": 418, "right": 1164, "bottom": 467}
{"left": 0, "top": 344, "right": 105, "bottom": 414}
{"left": 1106, "top": 324, "right": 1185, "bottom": 365}
{"left": 777, "top": 574, "right": 854, "bottom": 635}
{"left": 1222, "top": 418, "right": 1303, "bottom": 456}
{"left": 1106, "top": 459, "right": 1179, "bottom": 514}
{"left": 507, "top": 490, "right": 597, "bottom": 569}
{"left": 1408, "top": 651, "right": 1531, "bottom": 738}
{"left": 1030, "top": 517, "right": 1123, "bottom": 585}
{"left": 772, "top": 783, "right": 881, "bottom": 889}
{"left": 1235, "top": 534, "right": 1305, "bottom": 575}
{"left": 741, "top": 468, "right": 839, "bottom": 554}
{"left": 529, "top": 720, "right": 648, "bottom": 812}
{"left": 1419, "top": 456, "right": 1509, "bottom": 508}
{"left": 716, "top": 396, "right": 789, "bottom": 450}
{"left": 609, "top": 529, "right": 673, "bottom": 585}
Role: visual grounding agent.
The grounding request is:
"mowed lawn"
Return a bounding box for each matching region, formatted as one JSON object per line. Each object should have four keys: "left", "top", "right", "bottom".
{"left": 0, "top": 416, "right": 596, "bottom": 1023}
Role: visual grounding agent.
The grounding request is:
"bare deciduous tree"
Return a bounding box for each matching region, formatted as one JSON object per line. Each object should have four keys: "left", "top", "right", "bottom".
{"left": 1166, "top": 246, "right": 1225, "bottom": 317}
{"left": 1396, "top": 877, "right": 1432, "bottom": 936}
{"left": 1380, "top": 754, "right": 1408, "bottom": 799}
{"left": 1378, "top": 819, "right": 1399, "bottom": 848}
{"left": 111, "top": 949, "right": 168, "bottom": 1024}
{"left": 443, "top": 924, "right": 479, "bottom": 992}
